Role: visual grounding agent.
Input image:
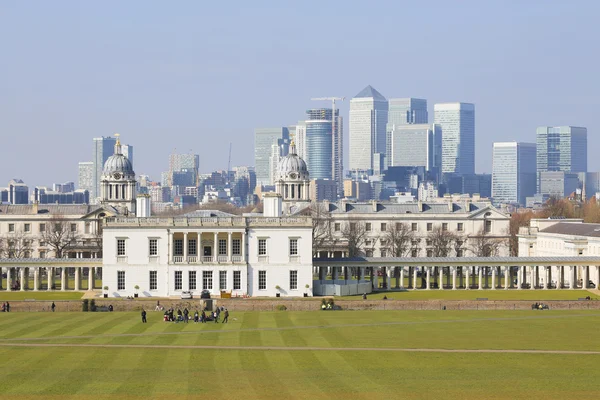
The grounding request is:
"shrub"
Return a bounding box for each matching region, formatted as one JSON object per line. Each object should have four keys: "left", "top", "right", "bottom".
{"left": 90, "top": 299, "right": 97, "bottom": 312}
{"left": 276, "top": 304, "right": 287, "bottom": 311}
{"left": 82, "top": 299, "right": 89, "bottom": 312}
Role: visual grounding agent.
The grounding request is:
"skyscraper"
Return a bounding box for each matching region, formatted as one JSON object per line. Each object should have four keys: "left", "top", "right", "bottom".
{"left": 434, "top": 103, "right": 475, "bottom": 175}
{"left": 492, "top": 142, "right": 536, "bottom": 206}
{"left": 536, "top": 126, "right": 587, "bottom": 191}
{"left": 78, "top": 161, "right": 94, "bottom": 193}
{"left": 254, "top": 127, "right": 289, "bottom": 186}
{"left": 349, "top": 85, "right": 388, "bottom": 173}
{"left": 387, "top": 124, "right": 441, "bottom": 173}
{"left": 304, "top": 108, "right": 343, "bottom": 183}
{"left": 388, "top": 98, "right": 428, "bottom": 125}
{"left": 92, "top": 136, "right": 134, "bottom": 203}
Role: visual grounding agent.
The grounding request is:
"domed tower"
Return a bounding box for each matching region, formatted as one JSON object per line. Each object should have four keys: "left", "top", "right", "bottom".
{"left": 100, "top": 134, "right": 136, "bottom": 215}
{"left": 275, "top": 141, "right": 310, "bottom": 214}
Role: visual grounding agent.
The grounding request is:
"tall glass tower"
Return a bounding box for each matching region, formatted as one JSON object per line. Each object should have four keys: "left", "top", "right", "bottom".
{"left": 304, "top": 108, "right": 342, "bottom": 182}
{"left": 254, "top": 127, "right": 289, "bottom": 186}
{"left": 434, "top": 103, "right": 475, "bottom": 175}
{"left": 349, "top": 85, "right": 388, "bottom": 173}
{"left": 388, "top": 98, "right": 428, "bottom": 125}
{"left": 492, "top": 142, "right": 536, "bottom": 206}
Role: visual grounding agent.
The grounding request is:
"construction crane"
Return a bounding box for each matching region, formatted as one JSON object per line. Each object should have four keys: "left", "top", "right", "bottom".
{"left": 311, "top": 97, "right": 345, "bottom": 192}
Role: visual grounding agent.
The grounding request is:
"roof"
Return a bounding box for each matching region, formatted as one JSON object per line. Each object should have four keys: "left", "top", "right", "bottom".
{"left": 0, "top": 204, "right": 103, "bottom": 216}
{"left": 327, "top": 201, "right": 495, "bottom": 215}
{"left": 540, "top": 222, "right": 600, "bottom": 238}
{"left": 183, "top": 210, "right": 236, "bottom": 218}
{"left": 353, "top": 85, "right": 386, "bottom": 101}
{"left": 314, "top": 256, "right": 600, "bottom": 267}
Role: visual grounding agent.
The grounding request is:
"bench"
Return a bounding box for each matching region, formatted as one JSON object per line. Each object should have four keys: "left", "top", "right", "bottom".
{"left": 476, "top": 298, "right": 488, "bottom": 301}
{"left": 95, "top": 306, "right": 111, "bottom": 312}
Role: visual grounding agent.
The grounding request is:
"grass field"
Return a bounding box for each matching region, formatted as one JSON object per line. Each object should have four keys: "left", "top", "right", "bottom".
{"left": 340, "top": 289, "right": 599, "bottom": 300}
{"left": 1, "top": 310, "right": 600, "bottom": 399}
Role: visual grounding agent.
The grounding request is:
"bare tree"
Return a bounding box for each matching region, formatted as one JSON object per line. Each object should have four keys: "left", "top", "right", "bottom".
{"left": 3, "top": 229, "right": 32, "bottom": 258}
{"left": 41, "top": 216, "right": 81, "bottom": 258}
{"left": 341, "top": 221, "right": 368, "bottom": 258}
{"left": 309, "top": 202, "right": 334, "bottom": 257}
{"left": 468, "top": 228, "right": 503, "bottom": 257}
{"left": 384, "top": 222, "right": 414, "bottom": 257}
{"left": 427, "top": 226, "right": 458, "bottom": 257}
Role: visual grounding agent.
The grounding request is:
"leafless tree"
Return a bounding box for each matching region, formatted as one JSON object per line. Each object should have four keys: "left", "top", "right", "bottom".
{"left": 41, "top": 216, "right": 81, "bottom": 258}
{"left": 309, "top": 202, "right": 334, "bottom": 257}
{"left": 384, "top": 222, "right": 414, "bottom": 257}
{"left": 3, "top": 229, "right": 33, "bottom": 258}
{"left": 340, "top": 221, "right": 368, "bottom": 258}
{"left": 468, "top": 228, "right": 503, "bottom": 257}
{"left": 427, "top": 226, "right": 458, "bottom": 257}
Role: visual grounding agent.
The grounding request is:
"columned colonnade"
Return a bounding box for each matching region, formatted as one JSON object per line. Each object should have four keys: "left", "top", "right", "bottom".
{"left": 0, "top": 260, "right": 102, "bottom": 291}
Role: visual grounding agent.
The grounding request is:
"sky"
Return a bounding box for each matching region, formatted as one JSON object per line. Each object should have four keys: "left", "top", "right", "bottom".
{"left": 1, "top": 1, "right": 599, "bottom": 188}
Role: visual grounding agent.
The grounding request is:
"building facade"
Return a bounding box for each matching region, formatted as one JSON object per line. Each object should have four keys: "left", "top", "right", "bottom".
{"left": 387, "top": 124, "right": 441, "bottom": 173}
{"left": 388, "top": 98, "right": 428, "bottom": 125}
{"left": 434, "top": 102, "right": 475, "bottom": 175}
{"left": 254, "top": 127, "right": 290, "bottom": 186}
{"left": 93, "top": 136, "right": 133, "bottom": 203}
{"left": 491, "top": 142, "right": 536, "bottom": 206}
{"left": 349, "top": 86, "right": 388, "bottom": 173}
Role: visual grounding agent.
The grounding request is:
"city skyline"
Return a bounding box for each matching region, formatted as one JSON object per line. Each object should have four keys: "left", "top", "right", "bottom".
{"left": 1, "top": 2, "right": 598, "bottom": 187}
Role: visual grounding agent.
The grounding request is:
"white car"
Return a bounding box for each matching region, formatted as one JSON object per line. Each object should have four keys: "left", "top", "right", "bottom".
{"left": 180, "top": 291, "right": 193, "bottom": 299}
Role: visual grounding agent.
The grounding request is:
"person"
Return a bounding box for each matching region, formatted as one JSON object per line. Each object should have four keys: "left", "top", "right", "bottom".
{"left": 362, "top": 293, "right": 367, "bottom": 300}
{"left": 6, "top": 302, "right": 10, "bottom": 312}
{"left": 2, "top": 303, "right": 5, "bottom": 312}
{"left": 141, "top": 309, "right": 147, "bottom": 323}
{"left": 155, "top": 301, "right": 161, "bottom": 311}
{"left": 51, "top": 302, "right": 56, "bottom": 312}
{"left": 108, "top": 304, "right": 113, "bottom": 312}
{"left": 194, "top": 310, "right": 199, "bottom": 323}
{"left": 213, "top": 311, "right": 218, "bottom": 323}
{"left": 183, "top": 308, "right": 189, "bottom": 323}
{"left": 201, "top": 310, "right": 206, "bottom": 323}
{"left": 177, "top": 309, "right": 183, "bottom": 322}
{"left": 382, "top": 295, "right": 387, "bottom": 300}
{"left": 222, "top": 309, "right": 229, "bottom": 323}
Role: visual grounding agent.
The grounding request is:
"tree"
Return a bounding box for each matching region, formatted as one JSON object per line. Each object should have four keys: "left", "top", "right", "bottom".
{"left": 309, "top": 202, "right": 334, "bottom": 257}
{"left": 427, "top": 226, "right": 458, "bottom": 257}
{"left": 3, "top": 229, "right": 32, "bottom": 258}
{"left": 340, "top": 221, "right": 367, "bottom": 258}
{"left": 508, "top": 210, "right": 537, "bottom": 256}
{"left": 41, "top": 216, "right": 81, "bottom": 258}
{"left": 384, "top": 222, "right": 414, "bottom": 257}
{"left": 468, "top": 228, "right": 503, "bottom": 257}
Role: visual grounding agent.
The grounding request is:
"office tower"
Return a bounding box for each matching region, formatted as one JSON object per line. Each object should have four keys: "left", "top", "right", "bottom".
{"left": 52, "top": 182, "right": 75, "bottom": 193}
{"left": 388, "top": 98, "right": 428, "bottom": 125}
{"left": 5, "top": 179, "right": 29, "bottom": 204}
{"left": 442, "top": 173, "right": 491, "bottom": 197}
{"left": 310, "top": 179, "right": 338, "bottom": 202}
{"left": 33, "top": 187, "right": 90, "bottom": 204}
{"left": 78, "top": 161, "right": 94, "bottom": 193}
{"left": 434, "top": 103, "right": 475, "bottom": 175}
{"left": 388, "top": 124, "right": 441, "bottom": 172}
{"left": 536, "top": 126, "right": 587, "bottom": 191}
{"left": 491, "top": 142, "right": 536, "bottom": 206}
{"left": 304, "top": 108, "right": 343, "bottom": 181}
{"left": 92, "top": 136, "right": 133, "bottom": 203}
{"left": 269, "top": 142, "right": 282, "bottom": 185}
{"left": 538, "top": 171, "right": 579, "bottom": 198}
{"left": 295, "top": 122, "right": 306, "bottom": 160}
{"left": 349, "top": 85, "right": 388, "bottom": 173}
{"left": 254, "top": 127, "right": 290, "bottom": 185}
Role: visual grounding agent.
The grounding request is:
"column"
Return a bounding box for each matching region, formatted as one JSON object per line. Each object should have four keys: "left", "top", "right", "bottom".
{"left": 583, "top": 266, "right": 589, "bottom": 289}
{"left": 74, "top": 267, "right": 81, "bottom": 291}
{"left": 400, "top": 267, "right": 405, "bottom": 289}
{"left": 61, "top": 268, "right": 67, "bottom": 291}
{"left": 357, "top": 267, "right": 364, "bottom": 282}
{"left": 465, "top": 267, "right": 470, "bottom": 290}
{"left": 6, "top": 268, "right": 12, "bottom": 291}
{"left": 413, "top": 267, "right": 418, "bottom": 289}
{"left": 373, "top": 267, "right": 379, "bottom": 289}
{"left": 344, "top": 266, "right": 349, "bottom": 282}
{"left": 332, "top": 267, "right": 339, "bottom": 282}
{"left": 544, "top": 266, "right": 549, "bottom": 289}
{"left": 88, "top": 267, "right": 94, "bottom": 290}
{"left": 517, "top": 266, "right": 523, "bottom": 289}
{"left": 227, "top": 232, "right": 233, "bottom": 262}
{"left": 34, "top": 268, "right": 40, "bottom": 291}
{"left": 452, "top": 266, "right": 457, "bottom": 290}
{"left": 426, "top": 267, "right": 431, "bottom": 290}
{"left": 213, "top": 232, "right": 218, "bottom": 262}
{"left": 318, "top": 267, "right": 326, "bottom": 282}
{"left": 20, "top": 268, "right": 26, "bottom": 291}
{"left": 439, "top": 267, "right": 444, "bottom": 290}
{"left": 183, "top": 232, "right": 188, "bottom": 262}
{"left": 386, "top": 267, "right": 392, "bottom": 289}
{"left": 478, "top": 267, "right": 483, "bottom": 290}
{"left": 569, "top": 266, "right": 575, "bottom": 289}
{"left": 491, "top": 267, "right": 496, "bottom": 290}
{"left": 169, "top": 231, "right": 174, "bottom": 263}
{"left": 241, "top": 232, "right": 246, "bottom": 262}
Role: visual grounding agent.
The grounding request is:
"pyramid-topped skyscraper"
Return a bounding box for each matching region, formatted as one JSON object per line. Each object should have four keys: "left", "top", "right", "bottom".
{"left": 349, "top": 85, "right": 388, "bottom": 174}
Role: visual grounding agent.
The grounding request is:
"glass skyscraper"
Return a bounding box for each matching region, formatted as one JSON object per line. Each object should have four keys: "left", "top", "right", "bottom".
{"left": 492, "top": 142, "right": 536, "bottom": 206}
{"left": 388, "top": 98, "right": 428, "bottom": 125}
{"left": 254, "top": 127, "right": 289, "bottom": 186}
{"left": 536, "top": 126, "right": 587, "bottom": 191}
{"left": 434, "top": 103, "right": 475, "bottom": 175}
{"left": 349, "top": 85, "right": 388, "bottom": 173}
{"left": 388, "top": 124, "right": 441, "bottom": 173}
{"left": 304, "top": 108, "right": 342, "bottom": 182}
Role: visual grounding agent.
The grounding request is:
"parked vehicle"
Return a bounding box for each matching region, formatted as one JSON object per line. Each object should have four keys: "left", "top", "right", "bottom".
{"left": 180, "top": 291, "right": 193, "bottom": 299}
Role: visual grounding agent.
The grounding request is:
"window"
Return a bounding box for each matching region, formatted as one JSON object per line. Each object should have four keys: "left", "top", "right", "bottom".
{"left": 85, "top": 222, "right": 91, "bottom": 234}
{"left": 233, "top": 271, "right": 241, "bottom": 290}
{"left": 39, "top": 223, "right": 46, "bottom": 233}
{"left": 457, "top": 249, "right": 463, "bottom": 257}
{"left": 24, "top": 224, "right": 31, "bottom": 233}
{"left": 258, "top": 239, "right": 267, "bottom": 256}
{"left": 39, "top": 251, "right": 46, "bottom": 259}
{"left": 219, "top": 239, "right": 227, "bottom": 255}
{"left": 174, "top": 239, "right": 183, "bottom": 256}
{"left": 8, "top": 224, "right": 14, "bottom": 233}
{"left": 117, "top": 271, "right": 125, "bottom": 291}
{"left": 380, "top": 239, "right": 387, "bottom": 246}
{"left": 411, "top": 249, "right": 418, "bottom": 257}
{"left": 174, "top": 271, "right": 182, "bottom": 290}
{"left": 350, "top": 222, "right": 356, "bottom": 231}
{"left": 149, "top": 271, "right": 157, "bottom": 290}
{"left": 442, "top": 223, "right": 448, "bottom": 231}
{"left": 220, "top": 271, "right": 227, "bottom": 290}
{"left": 189, "top": 271, "right": 196, "bottom": 290}
{"left": 334, "top": 223, "right": 340, "bottom": 232}
{"left": 366, "top": 223, "right": 372, "bottom": 232}
{"left": 411, "top": 239, "right": 419, "bottom": 246}
{"left": 427, "top": 249, "right": 433, "bottom": 257}
{"left": 289, "top": 239, "right": 298, "bottom": 256}
{"left": 485, "top": 220, "right": 492, "bottom": 233}
{"left": 290, "top": 270, "right": 298, "bottom": 290}
{"left": 380, "top": 250, "right": 386, "bottom": 257}
{"left": 70, "top": 224, "right": 77, "bottom": 232}
{"left": 203, "top": 271, "right": 213, "bottom": 290}
{"left": 188, "top": 239, "right": 197, "bottom": 255}
{"left": 232, "top": 239, "right": 241, "bottom": 255}
{"left": 427, "top": 223, "right": 433, "bottom": 232}
{"left": 380, "top": 223, "right": 387, "bottom": 232}
{"left": 365, "top": 240, "right": 372, "bottom": 246}
{"left": 258, "top": 270, "right": 266, "bottom": 290}
{"left": 411, "top": 223, "right": 418, "bottom": 232}
{"left": 39, "top": 241, "right": 46, "bottom": 247}
{"left": 426, "top": 239, "right": 432, "bottom": 246}
{"left": 117, "top": 239, "right": 126, "bottom": 256}
{"left": 149, "top": 239, "right": 158, "bottom": 256}
{"left": 457, "top": 223, "right": 464, "bottom": 232}
{"left": 366, "top": 250, "right": 373, "bottom": 257}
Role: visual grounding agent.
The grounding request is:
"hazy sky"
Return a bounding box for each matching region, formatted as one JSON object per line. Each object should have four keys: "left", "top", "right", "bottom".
{"left": 1, "top": 1, "right": 598, "bottom": 187}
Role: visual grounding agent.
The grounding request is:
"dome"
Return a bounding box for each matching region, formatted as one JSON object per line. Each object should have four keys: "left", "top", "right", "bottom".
{"left": 276, "top": 142, "right": 309, "bottom": 181}
{"left": 102, "top": 135, "right": 134, "bottom": 176}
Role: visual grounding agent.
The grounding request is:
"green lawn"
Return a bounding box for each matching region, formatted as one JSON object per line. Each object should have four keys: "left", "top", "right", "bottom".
{"left": 340, "top": 289, "right": 600, "bottom": 301}
{"left": 0, "top": 291, "right": 85, "bottom": 301}
{"left": 1, "top": 310, "right": 600, "bottom": 399}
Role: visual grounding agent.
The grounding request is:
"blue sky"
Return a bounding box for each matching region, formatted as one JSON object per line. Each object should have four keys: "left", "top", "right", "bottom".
{"left": 1, "top": 1, "right": 598, "bottom": 187}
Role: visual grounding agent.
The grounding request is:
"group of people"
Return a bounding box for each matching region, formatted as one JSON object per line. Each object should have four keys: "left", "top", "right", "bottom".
{"left": 158, "top": 306, "right": 230, "bottom": 324}
{"left": 531, "top": 302, "right": 550, "bottom": 310}
{"left": 1, "top": 302, "right": 10, "bottom": 312}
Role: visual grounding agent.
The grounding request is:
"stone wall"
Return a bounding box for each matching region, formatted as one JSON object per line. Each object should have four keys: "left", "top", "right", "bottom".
{"left": 3, "top": 298, "right": 600, "bottom": 312}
